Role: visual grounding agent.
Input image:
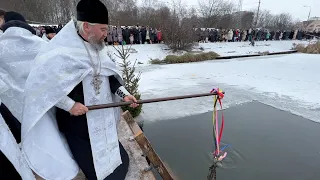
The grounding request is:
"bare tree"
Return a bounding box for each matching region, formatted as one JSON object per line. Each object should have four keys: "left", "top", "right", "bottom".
{"left": 240, "top": 11, "right": 254, "bottom": 29}
{"left": 0, "top": 0, "right": 295, "bottom": 31}
{"left": 254, "top": 10, "right": 272, "bottom": 28}
{"left": 197, "top": 0, "right": 235, "bottom": 28}
{"left": 198, "top": 0, "right": 221, "bottom": 19}
{"left": 162, "top": 0, "right": 195, "bottom": 51}
{"left": 104, "top": 0, "right": 139, "bottom": 25}
{"left": 249, "top": 9, "right": 294, "bottom": 31}
{"left": 272, "top": 13, "right": 293, "bottom": 31}
{"left": 154, "top": 6, "right": 171, "bottom": 29}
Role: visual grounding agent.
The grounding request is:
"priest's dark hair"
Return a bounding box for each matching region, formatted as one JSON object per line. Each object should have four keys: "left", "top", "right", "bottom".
{"left": 0, "top": 9, "right": 6, "bottom": 17}
{"left": 4, "top": 11, "right": 26, "bottom": 23}
{"left": 76, "top": 0, "right": 109, "bottom": 24}
{"left": 2, "top": 11, "right": 35, "bottom": 35}
{"left": 2, "top": 20, "right": 36, "bottom": 35}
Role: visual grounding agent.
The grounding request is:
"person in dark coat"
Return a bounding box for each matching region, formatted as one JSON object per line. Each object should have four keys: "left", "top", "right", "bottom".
{"left": 289, "top": 30, "right": 294, "bottom": 40}
{"left": 57, "top": 24, "right": 63, "bottom": 33}
{"left": 270, "top": 31, "right": 275, "bottom": 40}
{"left": 150, "top": 28, "right": 155, "bottom": 43}
{"left": 123, "top": 26, "right": 130, "bottom": 44}
{"left": 275, "top": 30, "right": 280, "bottom": 40}
{"left": 133, "top": 25, "right": 140, "bottom": 44}
{"left": 140, "top": 26, "right": 146, "bottom": 44}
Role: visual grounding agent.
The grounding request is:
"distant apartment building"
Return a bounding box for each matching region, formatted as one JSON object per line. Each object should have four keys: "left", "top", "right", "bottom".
{"left": 303, "top": 17, "right": 320, "bottom": 32}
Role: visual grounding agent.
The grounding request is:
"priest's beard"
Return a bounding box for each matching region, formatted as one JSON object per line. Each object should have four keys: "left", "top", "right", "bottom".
{"left": 88, "top": 32, "right": 105, "bottom": 51}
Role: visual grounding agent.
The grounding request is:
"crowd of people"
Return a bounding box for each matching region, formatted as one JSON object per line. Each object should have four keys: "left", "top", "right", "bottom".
{"left": 194, "top": 28, "right": 320, "bottom": 43}
{"left": 33, "top": 24, "right": 164, "bottom": 45}
{"left": 35, "top": 24, "right": 319, "bottom": 46}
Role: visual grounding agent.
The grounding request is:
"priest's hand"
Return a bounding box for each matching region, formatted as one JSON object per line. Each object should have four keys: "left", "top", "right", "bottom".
{"left": 124, "top": 95, "right": 139, "bottom": 108}
{"left": 69, "top": 102, "right": 89, "bottom": 116}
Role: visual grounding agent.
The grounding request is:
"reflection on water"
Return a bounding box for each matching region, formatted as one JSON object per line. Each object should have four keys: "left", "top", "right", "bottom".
{"left": 205, "top": 142, "right": 245, "bottom": 170}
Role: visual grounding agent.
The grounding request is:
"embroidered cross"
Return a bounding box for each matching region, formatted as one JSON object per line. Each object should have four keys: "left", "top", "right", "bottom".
{"left": 108, "top": 121, "right": 113, "bottom": 129}
{"left": 92, "top": 127, "right": 103, "bottom": 136}
{"left": 90, "top": 97, "right": 99, "bottom": 105}
{"left": 106, "top": 95, "right": 112, "bottom": 102}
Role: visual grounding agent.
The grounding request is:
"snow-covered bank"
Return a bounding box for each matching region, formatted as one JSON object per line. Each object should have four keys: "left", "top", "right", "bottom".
{"left": 107, "top": 40, "right": 309, "bottom": 67}
{"left": 137, "top": 53, "right": 320, "bottom": 123}
{"left": 197, "top": 40, "right": 308, "bottom": 56}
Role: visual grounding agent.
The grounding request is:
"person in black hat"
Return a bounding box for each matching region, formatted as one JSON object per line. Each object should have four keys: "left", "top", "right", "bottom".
{"left": 20, "top": 1, "right": 138, "bottom": 180}
{"left": 75, "top": 0, "right": 110, "bottom": 51}
{"left": 4, "top": 11, "right": 25, "bottom": 22}
{"left": 42, "top": 26, "right": 56, "bottom": 41}
{"left": 1, "top": 11, "right": 36, "bottom": 35}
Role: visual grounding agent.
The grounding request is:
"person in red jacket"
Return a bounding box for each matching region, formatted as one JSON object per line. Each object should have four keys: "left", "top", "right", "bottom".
{"left": 157, "top": 28, "right": 162, "bottom": 43}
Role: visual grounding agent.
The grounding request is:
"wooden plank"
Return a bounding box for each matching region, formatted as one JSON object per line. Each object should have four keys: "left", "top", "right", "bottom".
{"left": 122, "top": 111, "right": 175, "bottom": 180}
{"left": 118, "top": 117, "right": 156, "bottom": 180}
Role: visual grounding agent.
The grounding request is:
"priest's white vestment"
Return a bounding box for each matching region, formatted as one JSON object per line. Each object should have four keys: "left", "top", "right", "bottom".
{"left": 22, "top": 20, "right": 124, "bottom": 180}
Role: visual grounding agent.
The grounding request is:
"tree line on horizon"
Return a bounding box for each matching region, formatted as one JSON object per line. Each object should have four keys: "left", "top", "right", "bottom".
{"left": 1, "top": 0, "right": 297, "bottom": 31}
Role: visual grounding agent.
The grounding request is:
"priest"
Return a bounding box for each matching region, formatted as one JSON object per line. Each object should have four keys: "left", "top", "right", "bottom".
{"left": 22, "top": 0, "right": 138, "bottom": 180}
{"left": 0, "top": 11, "right": 40, "bottom": 179}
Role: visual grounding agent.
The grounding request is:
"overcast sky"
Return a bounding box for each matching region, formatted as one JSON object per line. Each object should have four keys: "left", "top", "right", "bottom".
{"left": 182, "top": 0, "right": 320, "bottom": 21}
{"left": 142, "top": 0, "right": 320, "bottom": 21}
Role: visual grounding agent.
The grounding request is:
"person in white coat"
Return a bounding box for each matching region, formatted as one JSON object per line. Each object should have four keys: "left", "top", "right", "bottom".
{"left": 227, "top": 29, "right": 233, "bottom": 42}
{"left": 21, "top": 1, "right": 138, "bottom": 180}
{"left": 0, "top": 11, "right": 44, "bottom": 180}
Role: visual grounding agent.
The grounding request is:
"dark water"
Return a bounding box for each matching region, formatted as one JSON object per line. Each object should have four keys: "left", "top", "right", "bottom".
{"left": 143, "top": 102, "right": 320, "bottom": 180}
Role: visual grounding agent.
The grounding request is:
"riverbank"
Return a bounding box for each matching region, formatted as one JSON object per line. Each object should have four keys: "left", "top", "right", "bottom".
{"left": 107, "top": 40, "right": 308, "bottom": 67}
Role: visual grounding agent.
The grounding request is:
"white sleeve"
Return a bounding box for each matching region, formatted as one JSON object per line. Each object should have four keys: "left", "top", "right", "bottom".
{"left": 55, "top": 96, "right": 75, "bottom": 112}
{"left": 115, "top": 86, "right": 131, "bottom": 100}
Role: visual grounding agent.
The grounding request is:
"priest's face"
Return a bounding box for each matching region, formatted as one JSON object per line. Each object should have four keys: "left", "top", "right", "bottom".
{"left": 47, "top": 33, "right": 56, "bottom": 40}
{"left": 87, "top": 23, "right": 107, "bottom": 51}
{"left": 0, "top": 17, "right": 4, "bottom": 27}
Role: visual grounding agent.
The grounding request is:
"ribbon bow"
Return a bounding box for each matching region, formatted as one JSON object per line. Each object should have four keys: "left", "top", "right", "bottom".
{"left": 210, "top": 88, "right": 224, "bottom": 99}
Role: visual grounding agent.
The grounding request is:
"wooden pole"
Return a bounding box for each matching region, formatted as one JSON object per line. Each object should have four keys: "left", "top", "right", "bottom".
{"left": 88, "top": 91, "right": 224, "bottom": 110}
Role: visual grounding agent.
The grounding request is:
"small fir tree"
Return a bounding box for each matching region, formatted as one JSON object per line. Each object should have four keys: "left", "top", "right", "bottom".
{"left": 113, "top": 44, "right": 142, "bottom": 117}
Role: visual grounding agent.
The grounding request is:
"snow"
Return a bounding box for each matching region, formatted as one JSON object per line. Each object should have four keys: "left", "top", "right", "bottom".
{"left": 136, "top": 53, "right": 320, "bottom": 123}
{"left": 106, "top": 43, "right": 171, "bottom": 67}
{"left": 197, "top": 40, "right": 308, "bottom": 56}
{"left": 106, "top": 40, "right": 309, "bottom": 67}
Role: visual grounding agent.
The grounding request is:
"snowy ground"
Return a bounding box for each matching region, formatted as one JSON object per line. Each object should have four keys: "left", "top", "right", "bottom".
{"left": 106, "top": 40, "right": 309, "bottom": 67}
{"left": 196, "top": 40, "right": 308, "bottom": 56}
{"left": 136, "top": 53, "right": 320, "bottom": 123}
